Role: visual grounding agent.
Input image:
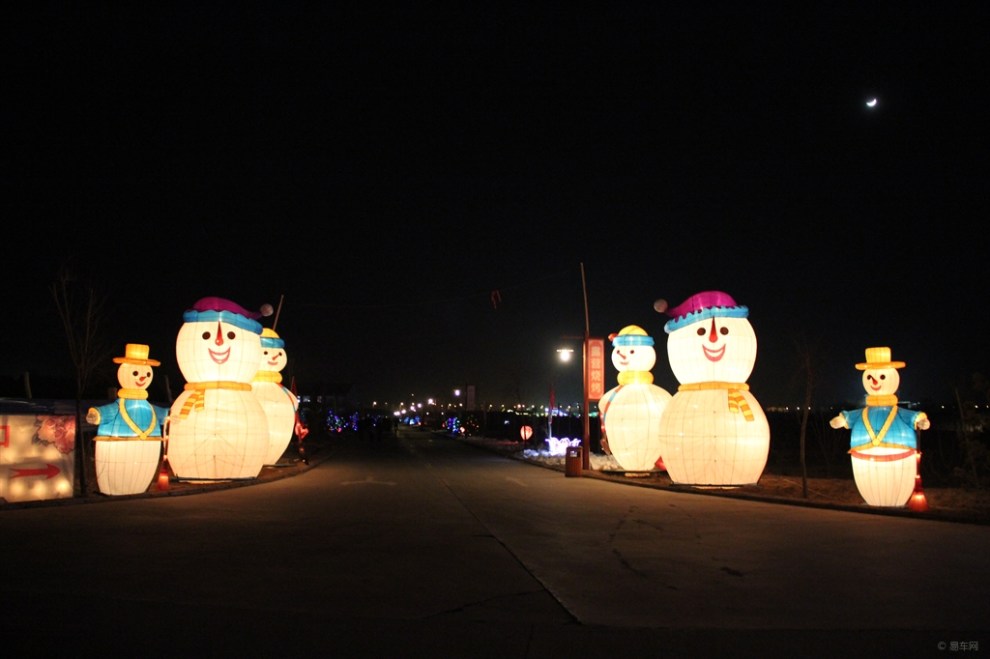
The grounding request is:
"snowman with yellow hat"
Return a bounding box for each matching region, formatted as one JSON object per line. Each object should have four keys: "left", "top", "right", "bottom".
{"left": 86, "top": 344, "right": 169, "bottom": 495}
{"left": 597, "top": 325, "right": 672, "bottom": 472}
{"left": 252, "top": 327, "right": 299, "bottom": 466}
{"left": 829, "top": 347, "right": 930, "bottom": 507}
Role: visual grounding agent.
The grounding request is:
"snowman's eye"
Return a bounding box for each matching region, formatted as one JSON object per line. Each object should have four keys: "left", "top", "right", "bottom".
{"left": 144, "top": 370, "right": 152, "bottom": 378}
{"left": 201, "top": 331, "right": 211, "bottom": 340}
{"left": 720, "top": 327, "right": 728, "bottom": 335}
{"left": 227, "top": 331, "right": 236, "bottom": 340}
{"left": 131, "top": 370, "right": 139, "bottom": 377}
{"left": 879, "top": 374, "right": 886, "bottom": 380}
{"left": 263, "top": 350, "right": 269, "bottom": 356}
{"left": 696, "top": 327, "right": 705, "bottom": 336}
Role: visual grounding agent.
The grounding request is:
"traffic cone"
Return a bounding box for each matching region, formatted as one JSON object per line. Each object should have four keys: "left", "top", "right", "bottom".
{"left": 907, "top": 452, "right": 928, "bottom": 512}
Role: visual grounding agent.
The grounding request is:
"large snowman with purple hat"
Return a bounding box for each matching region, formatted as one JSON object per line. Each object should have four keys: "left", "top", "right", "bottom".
{"left": 654, "top": 290, "right": 770, "bottom": 486}
{"left": 166, "top": 297, "right": 270, "bottom": 480}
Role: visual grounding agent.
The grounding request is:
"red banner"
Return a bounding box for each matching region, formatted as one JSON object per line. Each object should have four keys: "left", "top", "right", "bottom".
{"left": 586, "top": 338, "right": 606, "bottom": 401}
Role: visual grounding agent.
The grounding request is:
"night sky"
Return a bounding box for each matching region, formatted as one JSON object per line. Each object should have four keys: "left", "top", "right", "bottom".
{"left": 4, "top": 4, "right": 988, "bottom": 410}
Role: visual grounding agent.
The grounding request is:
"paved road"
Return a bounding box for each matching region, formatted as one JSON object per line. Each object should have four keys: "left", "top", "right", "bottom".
{"left": 2, "top": 426, "right": 986, "bottom": 658}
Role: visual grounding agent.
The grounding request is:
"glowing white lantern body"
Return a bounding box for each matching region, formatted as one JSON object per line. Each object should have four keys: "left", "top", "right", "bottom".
{"left": 252, "top": 328, "right": 298, "bottom": 465}
{"left": 94, "top": 439, "right": 162, "bottom": 496}
{"left": 656, "top": 291, "right": 770, "bottom": 486}
{"left": 598, "top": 325, "right": 671, "bottom": 471}
{"left": 87, "top": 344, "right": 168, "bottom": 495}
{"left": 167, "top": 298, "right": 269, "bottom": 480}
{"left": 849, "top": 447, "right": 917, "bottom": 507}
{"left": 830, "top": 347, "right": 929, "bottom": 507}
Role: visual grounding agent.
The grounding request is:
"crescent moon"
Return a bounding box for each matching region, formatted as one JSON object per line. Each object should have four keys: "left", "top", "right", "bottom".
{"left": 866, "top": 98, "right": 878, "bottom": 108}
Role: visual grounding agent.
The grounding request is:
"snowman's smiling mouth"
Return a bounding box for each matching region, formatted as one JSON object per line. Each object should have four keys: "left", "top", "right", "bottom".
{"left": 210, "top": 348, "right": 231, "bottom": 364}
{"left": 703, "top": 345, "right": 725, "bottom": 362}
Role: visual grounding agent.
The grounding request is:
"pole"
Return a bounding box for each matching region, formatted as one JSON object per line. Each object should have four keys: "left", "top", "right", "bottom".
{"left": 272, "top": 294, "right": 285, "bottom": 331}
{"left": 580, "top": 262, "right": 591, "bottom": 470}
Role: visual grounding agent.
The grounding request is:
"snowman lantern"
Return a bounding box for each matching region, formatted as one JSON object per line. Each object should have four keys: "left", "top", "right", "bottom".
{"left": 86, "top": 344, "right": 169, "bottom": 495}
{"left": 165, "top": 297, "right": 271, "bottom": 481}
{"left": 598, "top": 325, "right": 672, "bottom": 471}
{"left": 655, "top": 291, "right": 770, "bottom": 486}
{"left": 829, "top": 347, "right": 930, "bottom": 507}
{"left": 252, "top": 327, "right": 299, "bottom": 466}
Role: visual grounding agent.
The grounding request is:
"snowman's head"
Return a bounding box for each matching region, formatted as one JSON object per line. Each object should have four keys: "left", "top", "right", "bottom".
{"left": 658, "top": 292, "right": 755, "bottom": 384}
{"left": 608, "top": 325, "right": 656, "bottom": 373}
{"left": 111, "top": 344, "right": 160, "bottom": 390}
{"left": 667, "top": 315, "right": 757, "bottom": 384}
{"left": 860, "top": 367, "right": 900, "bottom": 397}
{"left": 175, "top": 298, "right": 263, "bottom": 383}
{"left": 117, "top": 362, "right": 155, "bottom": 390}
{"left": 258, "top": 327, "right": 288, "bottom": 374}
{"left": 855, "top": 347, "right": 905, "bottom": 397}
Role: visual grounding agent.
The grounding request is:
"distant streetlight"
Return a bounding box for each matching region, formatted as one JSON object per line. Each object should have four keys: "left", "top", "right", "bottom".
{"left": 453, "top": 387, "right": 467, "bottom": 433}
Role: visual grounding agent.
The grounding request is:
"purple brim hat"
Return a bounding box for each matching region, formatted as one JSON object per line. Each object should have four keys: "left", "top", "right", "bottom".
{"left": 662, "top": 290, "right": 749, "bottom": 333}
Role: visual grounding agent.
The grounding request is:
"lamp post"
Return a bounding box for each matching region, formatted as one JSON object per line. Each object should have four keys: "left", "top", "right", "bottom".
{"left": 560, "top": 262, "right": 603, "bottom": 470}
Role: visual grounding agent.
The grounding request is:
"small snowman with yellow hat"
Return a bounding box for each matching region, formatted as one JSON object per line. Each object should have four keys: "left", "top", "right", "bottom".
{"left": 597, "top": 325, "right": 672, "bottom": 471}
{"left": 830, "top": 347, "right": 930, "bottom": 507}
{"left": 252, "top": 327, "right": 299, "bottom": 466}
{"left": 86, "top": 344, "right": 169, "bottom": 495}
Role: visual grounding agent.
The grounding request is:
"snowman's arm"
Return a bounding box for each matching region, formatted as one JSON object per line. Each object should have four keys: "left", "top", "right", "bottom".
{"left": 829, "top": 413, "right": 848, "bottom": 430}
{"left": 915, "top": 412, "right": 931, "bottom": 431}
{"left": 85, "top": 407, "right": 100, "bottom": 425}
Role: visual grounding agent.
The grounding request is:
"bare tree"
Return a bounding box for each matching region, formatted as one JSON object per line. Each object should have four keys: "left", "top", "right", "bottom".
{"left": 954, "top": 375, "right": 990, "bottom": 489}
{"left": 49, "top": 263, "right": 113, "bottom": 496}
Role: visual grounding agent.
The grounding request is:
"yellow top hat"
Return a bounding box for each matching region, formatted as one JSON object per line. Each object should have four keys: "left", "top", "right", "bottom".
{"left": 855, "top": 346, "right": 905, "bottom": 370}
{"left": 112, "top": 343, "right": 160, "bottom": 366}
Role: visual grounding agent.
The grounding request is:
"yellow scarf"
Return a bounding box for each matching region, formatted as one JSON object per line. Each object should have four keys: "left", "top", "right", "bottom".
{"left": 617, "top": 371, "right": 653, "bottom": 385}
{"left": 678, "top": 381, "right": 754, "bottom": 421}
{"left": 253, "top": 371, "right": 283, "bottom": 383}
{"left": 178, "top": 381, "right": 252, "bottom": 419}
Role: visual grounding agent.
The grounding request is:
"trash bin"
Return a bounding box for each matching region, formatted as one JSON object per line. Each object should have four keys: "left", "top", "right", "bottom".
{"left": 565, "top": 447, "right": 582, "bottom": 477}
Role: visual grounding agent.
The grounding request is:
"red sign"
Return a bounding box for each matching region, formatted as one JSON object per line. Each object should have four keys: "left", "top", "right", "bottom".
{"left": 586, "top": 338, "right": 606, "bottom": 401}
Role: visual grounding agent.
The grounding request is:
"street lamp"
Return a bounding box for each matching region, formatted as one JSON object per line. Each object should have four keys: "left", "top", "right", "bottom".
{"left": 561, "top": 262, "right": 605, "bottom": 470}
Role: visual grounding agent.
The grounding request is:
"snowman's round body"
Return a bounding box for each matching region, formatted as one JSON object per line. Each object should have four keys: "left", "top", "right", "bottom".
{"left": 599, "top": 382, "right": 671, "bottom": 471}
{"left": 167, "top": 304, "right": 269, "bottom": 480}
{"left": 658, "top": 310, "right": 769, "bottom": 486}
{"left": 849, "top": 446, "right": 916, "bottom": 507}
{"left": 252, "top": 329, "right": 297, "bottom": 466}
{"left": 660, "top": 388, "right": 769, "bottom": 486}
